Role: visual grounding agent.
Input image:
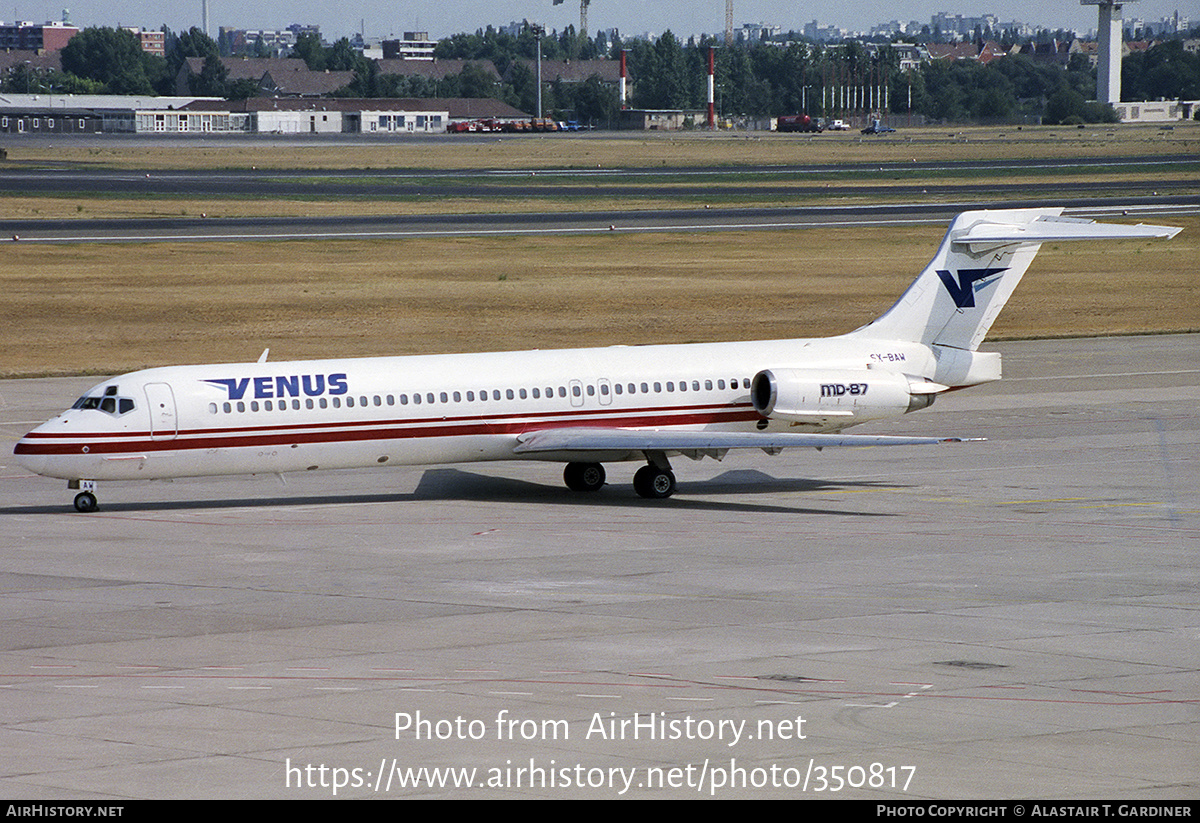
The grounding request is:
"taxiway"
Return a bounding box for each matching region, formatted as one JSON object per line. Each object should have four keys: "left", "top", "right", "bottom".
{"left": 0, "top": 335, "right": 1196, "bottom": 798}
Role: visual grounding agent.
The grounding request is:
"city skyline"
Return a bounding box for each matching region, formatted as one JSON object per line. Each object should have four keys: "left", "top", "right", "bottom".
{"left": 7, "top": 0, "right": 1190, "bottom": 42}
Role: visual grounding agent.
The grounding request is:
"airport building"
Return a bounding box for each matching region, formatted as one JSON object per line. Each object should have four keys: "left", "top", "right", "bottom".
{"left": 0, "top": 93, "right": 528, "bottom": 135}
{"left": 0, "top": 94, "right": 213, "bottom": 134}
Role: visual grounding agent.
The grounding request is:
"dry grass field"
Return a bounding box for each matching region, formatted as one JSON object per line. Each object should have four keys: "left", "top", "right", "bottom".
{"left": 1, "top": 125, "right": 1196, "bottom": 376}
{"left": 2, "top": 219, "right": 1196, "bottom": 378}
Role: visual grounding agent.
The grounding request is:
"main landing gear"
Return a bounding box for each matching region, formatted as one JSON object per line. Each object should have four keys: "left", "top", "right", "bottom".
{"left": 564, "top": 461, "right": 606, "bottom": 492}
{"left": 633, "top": 465, "right": 676, "bottom": 499}
{"left": 562, "top": 457, "right": 678, "bottom": 499}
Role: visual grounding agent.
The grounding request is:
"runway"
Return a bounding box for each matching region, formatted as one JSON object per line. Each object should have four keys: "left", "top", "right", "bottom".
{"left": 1, "top": 153, "right": 1196, "bottom": 198}
{"left": 0, "top": 334, "right": 1196, "bottom": 798}
{"left": 4, "top": 199, "right": 1198, "bottom": 244}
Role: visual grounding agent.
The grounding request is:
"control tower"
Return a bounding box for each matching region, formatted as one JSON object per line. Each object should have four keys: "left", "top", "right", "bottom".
{"left": 1082, "top": 0, "right": 1137, "bottom": 105}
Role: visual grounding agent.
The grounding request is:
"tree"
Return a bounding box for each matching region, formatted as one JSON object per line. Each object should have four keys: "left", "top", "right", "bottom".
{"left": 1122, "top": 40, "right": 1200, "bottom": 101}
{"left": 60, "top": 27, "right": 159, "bottom": 95}
{"left": 1044, "top": 85, "right": 1085, "bottom": 124}
{"left": 292, "top": 32, "right": 326, "bottom": 71}
{"left": 227, "top": 78, "right": 261, "bottom": 99}
{"left": 570, "top": 74, "right": 619, "bottom": 125}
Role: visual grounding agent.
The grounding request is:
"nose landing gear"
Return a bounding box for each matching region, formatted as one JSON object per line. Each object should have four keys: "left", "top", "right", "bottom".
{"left": 69, "top": 480, "right": 99, "bottom": 513}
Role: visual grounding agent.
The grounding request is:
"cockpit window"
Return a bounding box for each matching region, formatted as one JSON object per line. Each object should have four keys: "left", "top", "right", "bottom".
{"left": 72, "top": 390, "right": 136, "bottom": 417}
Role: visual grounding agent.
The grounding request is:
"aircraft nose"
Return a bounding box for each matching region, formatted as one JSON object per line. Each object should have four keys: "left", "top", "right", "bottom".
{"left": 14, "top": 421, "right": 54, "bottom": 475}
{"left": 14, "top": 435, "right": 47, "bottom": 474}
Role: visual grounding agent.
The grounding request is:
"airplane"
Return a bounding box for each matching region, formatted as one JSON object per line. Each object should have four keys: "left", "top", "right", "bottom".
{"left": 14, "top": 208, "right": 1180, "bottom": 512}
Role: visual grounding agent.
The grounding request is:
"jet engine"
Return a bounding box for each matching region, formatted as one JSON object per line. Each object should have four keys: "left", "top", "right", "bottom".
{"left": 751, "top": 368, "right": 946, "bottom": 424}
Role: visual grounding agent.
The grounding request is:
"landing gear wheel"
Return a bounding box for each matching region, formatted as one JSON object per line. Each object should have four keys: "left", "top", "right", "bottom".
{"left": 564, "top": 462, "right": 606, "bottom": 492}
{"left": 633, "top": 465, "right": 677, "bottom": 499}
{"left": 73, "top": 491, "right": 98, "bottom": 513}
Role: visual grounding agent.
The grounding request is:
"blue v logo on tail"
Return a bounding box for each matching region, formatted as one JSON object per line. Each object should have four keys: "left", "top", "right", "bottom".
{"left": 936, "top": 267, "right": 1009, "bottom": 308}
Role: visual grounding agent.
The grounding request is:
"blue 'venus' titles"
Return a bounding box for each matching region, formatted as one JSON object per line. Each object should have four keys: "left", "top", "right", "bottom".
{"left": 204, "top": 373, "right": 349, "bottom": 400}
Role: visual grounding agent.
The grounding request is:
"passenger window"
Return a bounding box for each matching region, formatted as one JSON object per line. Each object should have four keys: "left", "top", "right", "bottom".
{"left": 492, "top": 390, "right": 501, "bottom": 400}
{"left": 532, "top": 388, "right": 540, "bottom": 399}
{"left": 427, "top": 393, "right": 435, "bottom": 404}
{"left": 251, "top": 401, "right": 260, "bottom": 412}
{"left": 506, "top": 389, "right": 514, "bottom": 400}
{"left": 466, "top": 391, "right": 475, "bottom": 401}
{"left": 452, "top": 391, "right": 461, "bottom": 402}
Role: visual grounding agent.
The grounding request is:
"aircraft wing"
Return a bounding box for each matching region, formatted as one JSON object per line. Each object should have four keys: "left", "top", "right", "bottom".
{"left": 513, "top": 428, "right": 970, "bottom": 460}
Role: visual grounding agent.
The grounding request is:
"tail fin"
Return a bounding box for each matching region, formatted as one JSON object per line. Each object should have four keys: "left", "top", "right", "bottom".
{"left": 851, "top": 208, "right": 1181, "bottom": 351}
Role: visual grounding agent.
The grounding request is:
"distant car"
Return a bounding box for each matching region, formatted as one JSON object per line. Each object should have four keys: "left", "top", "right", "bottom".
{"left": 861, "top": 119, "right": 896, "bottom": 135}
{"left": 824, "top": 119, "right": 849, "bottom": 131}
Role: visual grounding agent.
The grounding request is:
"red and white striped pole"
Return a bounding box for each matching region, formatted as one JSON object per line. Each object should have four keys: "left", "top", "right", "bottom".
{"left": 707, "top": 46, "right": 715, "bottom": 129}
{"left": 619, "top": 49, "right": 628, "bottom": 109}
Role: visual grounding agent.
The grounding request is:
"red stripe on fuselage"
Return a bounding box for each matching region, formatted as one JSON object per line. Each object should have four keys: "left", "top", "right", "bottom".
{"left": 16, "top": 404, "right": 761, "bottom": 456}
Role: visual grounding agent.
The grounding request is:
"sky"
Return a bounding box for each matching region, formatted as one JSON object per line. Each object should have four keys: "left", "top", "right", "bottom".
{"left": 10, "top": 1, "right": 1190, "bottom": 41}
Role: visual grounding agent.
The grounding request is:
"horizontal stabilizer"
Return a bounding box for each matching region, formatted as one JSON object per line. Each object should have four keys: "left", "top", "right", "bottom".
{"left": 953, "top": 215, "right": 1182, "bottom": 248}
{"left": 514, "top": 427, "right": 972, "bottom": 456}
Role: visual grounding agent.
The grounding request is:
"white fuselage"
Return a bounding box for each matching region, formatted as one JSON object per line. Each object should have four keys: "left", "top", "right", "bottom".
{"left": 15, "top": 333, "right": 936, "bottom": 483}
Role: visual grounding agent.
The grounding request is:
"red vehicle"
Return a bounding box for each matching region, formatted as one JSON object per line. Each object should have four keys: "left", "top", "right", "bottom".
{"left": 777, "top": 114, "right": 822, "bottom": 133}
